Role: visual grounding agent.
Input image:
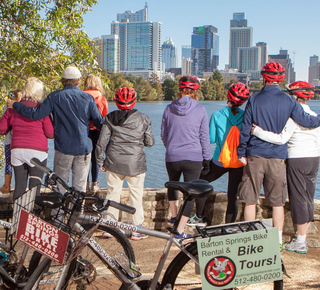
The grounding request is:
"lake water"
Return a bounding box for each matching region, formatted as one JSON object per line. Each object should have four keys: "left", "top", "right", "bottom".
{"left": 2, "top": 100, "right": 320, "bottom": 200}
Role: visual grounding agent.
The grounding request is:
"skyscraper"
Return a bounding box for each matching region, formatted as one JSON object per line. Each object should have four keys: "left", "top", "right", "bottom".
{"left": 111, "top": 4, "right": 162, "bottom": 73}
{"left": 117, "top": 2, "right": 148, "bottom": 22}
{"left": 161, "top": 37, "right": 177, "bottom": 71}
{"left": 191, "top": 25, "right": 219, "bottom": 78}
{"left": 93, "top": 35, "right": 119, "bottom": 73}
{"left": 229, "top": 13, "right": 252, "bottom": 69}
{"left": 308, "top": 55, "right": 320, "bottom": 85}
{"left": 238, "top": 46, "right": 261, "bottom": 79}
{"left": 181, "top": 45, "right": 191, "bottom": 59}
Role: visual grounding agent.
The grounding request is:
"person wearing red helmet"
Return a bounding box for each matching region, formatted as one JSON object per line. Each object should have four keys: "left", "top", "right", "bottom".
{"left": 96, "top": 87, "right": 154, "bottom": 240}
{"left": 237, "top": 62, "right": 320, "bottom": 250}
{"left": 161, "top": 75, "right": 211, "bottom": 239}
{"left": 251, "top": 81, "right": 319, "bottom": 254}
{"left": 200, "top": 82, "right": 250, "bottom": 224}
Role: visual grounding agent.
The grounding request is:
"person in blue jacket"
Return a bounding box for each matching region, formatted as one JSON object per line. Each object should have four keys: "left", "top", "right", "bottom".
{"left": 8, "top": 66, "right": 104, "bottom": 193}
{"left": 200, "top": 83, "right": 250, "bottom": 223}
{"left": 237, "top": 62, "right": 320, "bottom": 249}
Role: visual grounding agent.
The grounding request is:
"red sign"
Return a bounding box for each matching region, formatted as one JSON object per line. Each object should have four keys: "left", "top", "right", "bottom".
{"left": 16, "top": 209, "right": 69, "bottom": 264}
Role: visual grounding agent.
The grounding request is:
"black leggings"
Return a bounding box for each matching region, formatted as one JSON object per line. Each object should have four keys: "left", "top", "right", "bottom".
{"left": 13, "top": 159, "right": 47, "bottom": 200}
{"left": 200, "top": 161, "right": 243, "bottom": 223}
{"left": 166, "top": 160, "right": 204, "bottom": 217}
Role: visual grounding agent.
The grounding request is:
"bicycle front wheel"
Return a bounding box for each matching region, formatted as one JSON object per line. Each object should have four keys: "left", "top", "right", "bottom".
{"left": 24, "top": 256, "right": 77, "bottom": 290}
{"left": 161, "top": 241, "right": 201, "bottom": 290}
{"left": 69, "top": 224, "right": 136, "bottom": 289}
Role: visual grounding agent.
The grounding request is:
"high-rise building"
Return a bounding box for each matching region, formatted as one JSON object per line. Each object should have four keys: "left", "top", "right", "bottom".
{"left": 111, "top": 4, "right": 162, "bottom": 74}
{"left": 238, "top": 46, "right": 261, "bottom": 79}
{"left": 229, "top": 13, "right": 252, "bottom": 69}
{"left": 268, "top": 49, "right": 295, "bottom": 83}
{"left": 117, "top": 2, "right": 148, "bottom": 22}
{"left": 161, "top": 37, "right": 177, "bottom": 72}
{"left": 191, "top": 25, "right": 219, "bottom": 78}
{"left": 181, "top": 57, "right": 192, "bottom": 76}
{"left": 93, "top": 35, "right": 119, "bottom": 73}
{"left": 308, "top": 55, "right": 320, "bottom": 86}
{"left": 181, "top": 45, "right": 191, "bottom": 59}
{"left": 256, "top": 42, "right": 268, "bottom": 68}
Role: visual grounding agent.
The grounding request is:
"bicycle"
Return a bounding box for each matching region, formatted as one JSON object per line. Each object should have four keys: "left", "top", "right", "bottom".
{"left": 0, "top": 165, "right": 135, "bottom": 289}
{"left": 26, "top": 158, "right": 286, "bottom": 290}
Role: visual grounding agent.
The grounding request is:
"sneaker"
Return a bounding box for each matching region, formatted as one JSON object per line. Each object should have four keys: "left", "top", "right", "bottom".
{"left": 91, "top": 181, "right": 100, "bottom": 193}
{"left": 175, "top": 232, "right": 192, "bottom": 239}
{"left": 167, "top": 217, "right": 176, "bottom": 225}
{"left": 102, "top": 232, "right": 113, "bottom": 238}
{"left": 285, "top": 239, "right": 308, "bottom": 254}
{"left": 131, "top": 233, "right": 148, "bottom": 241}
{"left": 186, "top": 214, "right": 207, "bottom": 227}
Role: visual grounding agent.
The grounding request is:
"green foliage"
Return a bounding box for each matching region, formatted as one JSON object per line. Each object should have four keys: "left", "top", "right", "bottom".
{"left": 162, "top": 79, "right": 178, "bottom": 100}
{"left": 199, "top": 77, "right": 227, "bottom": 100}
{"left": 212, "top": 70, "right": 223, "bottom": 83}
{"left": 0, "top": 0, "right": 100, "bottom": 94}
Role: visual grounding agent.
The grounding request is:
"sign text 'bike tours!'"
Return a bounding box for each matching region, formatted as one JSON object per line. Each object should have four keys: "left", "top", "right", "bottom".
{"left": 197, "top": 227, "right": 282, "bottom": 289}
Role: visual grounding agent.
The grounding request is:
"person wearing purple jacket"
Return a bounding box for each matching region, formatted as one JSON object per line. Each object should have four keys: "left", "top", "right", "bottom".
{"left": 161, "top": 75, "right": 211, "bottom": 239}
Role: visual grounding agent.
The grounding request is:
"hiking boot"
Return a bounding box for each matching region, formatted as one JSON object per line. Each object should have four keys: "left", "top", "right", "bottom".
{"left": 167, "top": 217, "right": 176, "bottom": 225}
{"left": 175, "top": 232, "right": 192, "bottom": 239}
{"left": 186, "top": 214, "right": 207, "bottom": 227}
{"left": 285, "top": 239, "right": 308, "bottom": 254}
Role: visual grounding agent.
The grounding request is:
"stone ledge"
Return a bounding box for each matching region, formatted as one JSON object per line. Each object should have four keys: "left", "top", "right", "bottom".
{"left": 106, "top": 188, "right": 320, "bottom": 247}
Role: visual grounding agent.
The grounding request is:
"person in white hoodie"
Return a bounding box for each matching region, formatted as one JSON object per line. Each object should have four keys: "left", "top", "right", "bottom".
{"left": 252, "top": 81, "right": 319, "bottom": 254}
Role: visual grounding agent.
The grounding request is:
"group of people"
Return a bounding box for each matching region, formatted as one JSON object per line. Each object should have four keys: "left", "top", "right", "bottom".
{"left": 162, "top": 63, "right": 320, "bottom": 252}
{"left": 1, "top": 62, "right": 319, "bottom": 249}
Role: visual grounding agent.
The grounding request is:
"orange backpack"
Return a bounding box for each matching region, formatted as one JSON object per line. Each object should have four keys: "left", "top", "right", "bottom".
{"left": 218, "top": 118, "right": 243, "bottom": 168}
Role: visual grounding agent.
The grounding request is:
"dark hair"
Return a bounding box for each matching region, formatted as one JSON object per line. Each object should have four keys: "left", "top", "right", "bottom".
{"left": 229, "top": 100, "right": 239, "bottom": 115}
{"left": 61, "top": 78, "right": 81, "bottom": 87}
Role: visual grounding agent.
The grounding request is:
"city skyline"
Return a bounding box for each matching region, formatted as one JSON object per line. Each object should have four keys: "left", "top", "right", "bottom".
{"left": 82, "top": 0, "right": 320, "bottom": 81}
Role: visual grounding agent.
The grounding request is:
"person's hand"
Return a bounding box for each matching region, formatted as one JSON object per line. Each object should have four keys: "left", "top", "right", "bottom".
{"left": 238, "top": 157, "right": 247, "bottom": 166}
{"left": 99, "top": 166, "right": 106, "bottom": 172}
{"left": 7, "top": 98, "right": 16, "bottom": 109}
{"left": 250, "top": 124, "right": 257, "bottom": 135}
{"left": 201, "top": 159, "right": 211, "bottom": 176}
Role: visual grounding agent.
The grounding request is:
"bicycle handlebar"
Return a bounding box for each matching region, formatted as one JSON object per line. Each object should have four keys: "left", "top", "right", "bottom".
{"left": 31, "top": 157, "right": 136, "bottom": 215}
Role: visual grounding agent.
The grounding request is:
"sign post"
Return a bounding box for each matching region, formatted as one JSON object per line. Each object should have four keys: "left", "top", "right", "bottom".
{"left": 197, "top": 227, "right": 282, "bottom": 289}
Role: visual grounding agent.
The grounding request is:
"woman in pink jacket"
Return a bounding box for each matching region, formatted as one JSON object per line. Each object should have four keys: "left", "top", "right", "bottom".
{"left": 83, "top": 74, "right": 108, "bottom": 193}
{"left": 0, "top": 77, "right": 54, "bottom": 200}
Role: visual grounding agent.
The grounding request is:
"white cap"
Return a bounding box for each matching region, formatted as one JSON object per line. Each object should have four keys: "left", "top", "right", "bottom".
{"left": 62, "top": 66, "right": 82, "bottom": 79}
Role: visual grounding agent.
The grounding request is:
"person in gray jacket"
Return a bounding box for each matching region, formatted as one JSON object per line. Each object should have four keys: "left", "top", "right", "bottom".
{"left": 96, "top": 87, "right": 155, "bottom": 240}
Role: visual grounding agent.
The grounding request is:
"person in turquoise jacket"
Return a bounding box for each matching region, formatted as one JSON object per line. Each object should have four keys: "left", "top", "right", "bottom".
{"left": 200, "top": 83, "right": 250, "bottom": 223}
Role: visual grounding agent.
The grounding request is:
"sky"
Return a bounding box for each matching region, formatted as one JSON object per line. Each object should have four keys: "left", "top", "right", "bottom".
{"left": 82, "top": 0, "right": 320, "bottom": 81}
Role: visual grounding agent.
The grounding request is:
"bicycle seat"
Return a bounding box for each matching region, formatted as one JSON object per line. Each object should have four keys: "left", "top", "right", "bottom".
{"left": 35, "top": 194, "right": 64, "bottom": 209}
{"left": 165, "top": 179, "right": 213, "bottom": 198}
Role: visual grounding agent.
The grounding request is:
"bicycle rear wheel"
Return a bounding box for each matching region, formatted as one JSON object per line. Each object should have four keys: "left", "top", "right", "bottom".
{"left": 161, "top": 241, "right": 201, "bottom": 289}
{"left": 68, "top": 224, "right": 135, "bottom": 289}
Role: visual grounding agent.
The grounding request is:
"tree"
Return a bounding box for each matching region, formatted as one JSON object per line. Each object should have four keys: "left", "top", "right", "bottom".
{"left": 106, "top": 73, "right": 134, "bottom": 100}
{"left": 212, "top": 70, "right": 224, "bottom": 83}
{"left": 150, "top": 73, "right": 163, "bottom": 100}
{"left": 162, "top": 79, "right": 178, "bottom": 100}
{"left": 0, "top": 0, "right": 100, "bottom": 93}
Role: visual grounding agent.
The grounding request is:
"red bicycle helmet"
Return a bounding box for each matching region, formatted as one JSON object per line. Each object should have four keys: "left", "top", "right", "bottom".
{"left": 227, "top": 82, "right": 250, "bottom": 106}
{"left": 261, "top": 62, "right": 285, "bottom": 83}
{"left": 287, "top": 81, "right": 315, "bottom": 99}
{"left": 114, "top": 87, "right": 137, "bottom": 110}
{"left": 178, "top": 75, "right": 200, "bottom": 90}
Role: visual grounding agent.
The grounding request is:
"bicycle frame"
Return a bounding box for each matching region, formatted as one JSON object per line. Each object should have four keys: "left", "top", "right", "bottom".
{"left": 76, "top": 213, "right": 198, "bottom": 289}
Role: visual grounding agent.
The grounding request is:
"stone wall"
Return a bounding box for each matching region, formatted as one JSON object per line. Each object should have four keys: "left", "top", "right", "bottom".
{"left": 116, "top": 188, "right": 320, "bottom": 247}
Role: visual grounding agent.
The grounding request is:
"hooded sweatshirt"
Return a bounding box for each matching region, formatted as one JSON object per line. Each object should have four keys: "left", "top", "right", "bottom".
{"left": 161, "top": 95, "right": 211, "bottom": 162}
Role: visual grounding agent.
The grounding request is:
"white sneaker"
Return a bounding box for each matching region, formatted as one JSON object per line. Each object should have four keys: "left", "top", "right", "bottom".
{"left": 92, "top": 181, "right": 100, "bottom": 193}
